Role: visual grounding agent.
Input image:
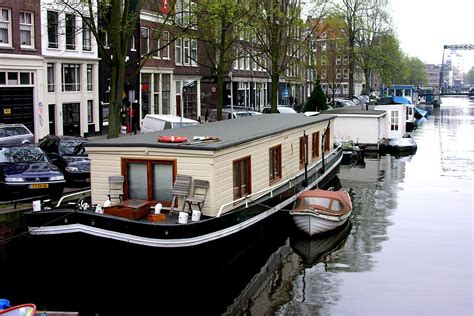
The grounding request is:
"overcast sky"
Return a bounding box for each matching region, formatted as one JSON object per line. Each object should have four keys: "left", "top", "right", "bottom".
{"left": 390, "top": 0, "right": 474, "bottom": 72}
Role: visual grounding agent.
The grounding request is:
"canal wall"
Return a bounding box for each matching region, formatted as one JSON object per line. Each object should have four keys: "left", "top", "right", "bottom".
{"left": 0, "top": 205, "right": 31, "bottom": 246}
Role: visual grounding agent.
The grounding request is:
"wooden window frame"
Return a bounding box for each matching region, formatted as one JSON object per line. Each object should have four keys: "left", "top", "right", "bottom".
{"left": 299, "top": 135, "right": 308, "bottom": 169}
{"left": 312, "top": 131, "right": 320, "bottom": 160}
{"left": 121, "top": 158, "right": 177, "bottom": 205}
{"left": 233, "top": 156, "right": 251, "bottom": 200}
{"left": 269, "top": 145, "right": 282, "bottom": 185}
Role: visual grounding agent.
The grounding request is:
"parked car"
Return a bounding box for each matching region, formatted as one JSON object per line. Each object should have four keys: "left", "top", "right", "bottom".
{"left": 332, "top": 99, "right": 357, "bottom": 108}
{"left": 0, "top": 123, "right": 34, "bottom": 145}
{"left": 207, "top": 107, "right": 261, "bottom": 122}
{"left": 262, "top": 106, "right": 297, "bottom": 114}
{"left": 141, "top": 114, "right": 200, "bottom": 134}
{"left": 0, "top": 145, "right": 65, "bottom": 201}
{"left": 38, "top": 135, "right": 90, "bottom": 184}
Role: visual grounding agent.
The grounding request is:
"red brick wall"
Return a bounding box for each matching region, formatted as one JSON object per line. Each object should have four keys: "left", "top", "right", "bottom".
{"left": 0, "top": 0, "right": 41, "bottom": 55}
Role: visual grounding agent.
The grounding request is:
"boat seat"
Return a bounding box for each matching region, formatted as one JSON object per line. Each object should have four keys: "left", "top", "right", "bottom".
{"left": 184, "top": 179, "right": 209, "bottom": 213}
{"left": 169, "top": 174, "right": 192, "bottom": 217}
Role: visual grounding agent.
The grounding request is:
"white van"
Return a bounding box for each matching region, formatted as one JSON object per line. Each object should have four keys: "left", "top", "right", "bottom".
{"left": 141, "top": 114, "right": 200, "bottom": 133}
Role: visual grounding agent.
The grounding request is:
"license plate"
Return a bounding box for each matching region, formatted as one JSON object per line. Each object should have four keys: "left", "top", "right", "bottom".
{"left": 29, "top": 183, "right": 49, "bottom": 189}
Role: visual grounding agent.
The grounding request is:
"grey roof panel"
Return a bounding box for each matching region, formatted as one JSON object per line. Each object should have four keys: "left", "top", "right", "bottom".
{"left": 86, "top": 113, "right": 335, "bottom": 151}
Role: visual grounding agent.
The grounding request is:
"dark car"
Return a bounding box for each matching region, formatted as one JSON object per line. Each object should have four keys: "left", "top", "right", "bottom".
{"left": 0, "top": 145, "right": 65, "bottom": 201}
{"left": 38, "top": 135, "right": 91, "bottom": 184}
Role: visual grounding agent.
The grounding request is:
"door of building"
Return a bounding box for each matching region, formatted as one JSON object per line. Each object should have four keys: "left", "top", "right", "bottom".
{"left": 0, "top": 87, "right": 34, "bottom": 132}
{"left": 48, "top": 104, "right": 56, "bottom": 135}
{"left": 62, "top": 103, "right": 80, "bottom": 136}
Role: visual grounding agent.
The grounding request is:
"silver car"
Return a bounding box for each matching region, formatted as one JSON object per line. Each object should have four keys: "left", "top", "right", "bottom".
{"left": 0, "top": 124, "right": 35, "bottom": 145}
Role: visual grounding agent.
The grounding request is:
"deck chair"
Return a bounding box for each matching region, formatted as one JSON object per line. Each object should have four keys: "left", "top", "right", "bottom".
{"left": 108, "top": 175, "right": 124, "bottom": 205}
{"left": 184, "top": 179, "right": 209, "bottom": 213}
{"left": 169, "top": 174, "right": 192, "bottom": 217}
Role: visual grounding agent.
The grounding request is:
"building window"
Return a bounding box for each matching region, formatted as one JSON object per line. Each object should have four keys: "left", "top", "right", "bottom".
{"left": 82, "top": 17, "right": 92, "bottom": 51}
{"left": 86, "top": 64, "right": 93, "bottom": 91}
{"left": 183, "top": 39, "right": 190, "bottom": 65}
{"left": 153, "top": 30, "right": 160, "bottom": 58}
{"left": 65, "top": 14, "right": 76, "bottom": 50}
{"left": 19, "top": 11, "right": 34, "bottom": 49}
{"left": 191, "top": 39, "right": 197, "bottom": 66}
{"left": 299, "top": 135, "right": 308, "bottom": 169}
{"left": 312, "top": 131, "right": 320, "bottom": 159}
{"left": 233, "top": 156, "right": 251, "bottom": 200}
{"left": 101, "top": 30, "right": 109, "bottom": 48}
{"left": 130, "top": 35, "right": 136, "bottom": 51}
{"left": 122, "top": 158, "right": 176, "bottom": 204}
{"left": 175, "top": 38, "right": 182, "bottom": 65}
{"left": 269, "top": 145, "right": 282, "bottom": 184}
{"left": 47, "top": 11, "right": 58, "bottom": 48}
{"left": 141, "top": 27, "right": 149, "bottom": 55}
{"left": 390, "top": 110, "right": 399, "bottom": 131}
{"left": 47, "top": 63, "right": 55, "bottom": 92}
{"left": 0, "top": 8, "right": 11, "bottom": 47}
{"left": 62, "top": 64, "right": 80, "bottom": 92}
{"left": 162, "top": 74, "right": 170, "bottom": 114}
{"left": 87, "top": 100, "right": 93, "bottom": 123}
{"left": 162, "top": 31, "right": 169, "bottom": 59}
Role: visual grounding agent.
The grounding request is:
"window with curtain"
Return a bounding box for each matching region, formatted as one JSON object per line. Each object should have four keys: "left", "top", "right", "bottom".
{"left": 123, "top": 159, "right": 176, "bottom": 204}
{"left": 65, "top": 13, "right": 76, "bottom": 50}
{"left": 0, "top": 8, "right": 11, "bottom": 47}
{"left": 233, "top": 156, "right": 251, "bottom": 200}
{"left": 269, "top": 145, "right": 282, "bottom": 184}
{"left": 312, "top": 131, "right": 320, "bottom": 159}
{"left": 47, "top": 11, "right": 58, "bottom": 48}
{"left": 19, "top": 11, "right": 34, "bottom": 48}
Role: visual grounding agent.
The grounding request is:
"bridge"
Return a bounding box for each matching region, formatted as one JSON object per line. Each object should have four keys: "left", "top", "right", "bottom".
{"left": 439, "top": 44, "right": 474, "bottom": 93}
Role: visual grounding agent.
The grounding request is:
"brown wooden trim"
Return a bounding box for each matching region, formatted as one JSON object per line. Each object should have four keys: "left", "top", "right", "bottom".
{"left": 269, "top": 144, "right": 282, "bottom": 185}
{"left": 312, "top": 131, "right": 320, "bottom": 160}
{"left": 299, "top": 135, "right": 308, "bottom": 169}
{"left": 324, "top": 128, "right": 331, "bottom": 152}
{"left": 120, "top": 157, "right": 177, "bottom": 204}
{"left": 232, "top": 155, "right": 252, "bottom": 200}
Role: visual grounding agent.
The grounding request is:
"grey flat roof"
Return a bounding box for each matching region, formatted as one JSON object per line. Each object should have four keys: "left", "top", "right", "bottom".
{"left": 323, "top": 106, "right": 386, "bottom": 116}
{"left": 86, "top": 113, "right": 335, "bottom": 151}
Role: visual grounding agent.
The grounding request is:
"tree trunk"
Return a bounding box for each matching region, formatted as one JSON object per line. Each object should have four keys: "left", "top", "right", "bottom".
{"left": 364, "top": 69, "right": 371, "bottom": 95}
{"left": 271, "top": 70, "right": 279, "bottom": 112}
{"left": 108, "top": 59, "right": 125, "bottom": 139}
{"left": 216, "top": 67, "right": 224, "bottom": 121}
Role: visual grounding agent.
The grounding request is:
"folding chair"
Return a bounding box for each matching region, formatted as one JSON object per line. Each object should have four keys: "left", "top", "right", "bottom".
{"left": 108, "top": 175, "right": 124, "bottom": 205}
{"left": 184, "top": 179, "right": 209, "bottom": 213}
{"left": 169, "top": 174, "right": 192, "bottom": 217}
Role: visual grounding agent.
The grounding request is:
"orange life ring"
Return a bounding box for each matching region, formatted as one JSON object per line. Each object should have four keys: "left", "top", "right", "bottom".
{"left": 158, "top": 136, "right": 188, "bottom": 143}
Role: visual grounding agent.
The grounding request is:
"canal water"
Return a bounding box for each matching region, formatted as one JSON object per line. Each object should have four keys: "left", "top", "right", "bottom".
{"left": 0, "top": 97, "right": 472, "bottom": 315}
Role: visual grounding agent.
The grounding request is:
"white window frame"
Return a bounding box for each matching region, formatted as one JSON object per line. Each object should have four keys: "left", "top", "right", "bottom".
{"left": 190, "top": 39, "right": 197, "bottom": 66}
{"left": 0, "top": 8, "right": 12, "bottom": 47}
{"left": 175, "top": 38, "right": 182, "bottom": 65}
{"left": 130, "top": 35, "right": 136, "bottom": 51}
{"left": 20, "top": 11, "right": 34, "bottom": 49}
{"left": 82, "top": 17, "right": 92, "bottom": 51}
{"left": 65, "top": 13, "right": 76, "bottom": 50}
{"left": 86, "top": 64, "right": 93, "bottom": 91}
{"left": 162, "top": 31, "right": 169, "bottom": 59}
{"left": 47, "top": 63, "right": 55, "bottom": 92}
{"left": 62, "top": 63, "right": 81, "bottom": 92}
{"left": 183, "top": 38, "right": 190, "bottom": 66}
{"left": 141, "top": 27, "right": 149, "bottom": 56}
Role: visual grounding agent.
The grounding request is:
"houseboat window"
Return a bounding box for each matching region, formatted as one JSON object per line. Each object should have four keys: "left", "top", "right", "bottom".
{"left": 312, "top": 131, "right": 320, "bottom": 159}
{"left": 390, "top": 110, "right": 399, "bottom": 131}
{"left": 123, "top": 159, "right": 176, "bottom": 204}
{"left": 233, "top": 157, "right": 251, "bottom": 199}
{"left": 324, "top": 128, "right": 331, "bottom": 152}
{"left": 269, "top": 145, "right": 282, "bottom": 184}
{"left": 299, "top": 135, "right": 308, "bottom": 169}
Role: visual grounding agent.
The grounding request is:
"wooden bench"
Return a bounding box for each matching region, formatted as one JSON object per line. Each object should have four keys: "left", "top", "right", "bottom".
{"left": 103, "top": 199, "right": 151, "bottom": 220}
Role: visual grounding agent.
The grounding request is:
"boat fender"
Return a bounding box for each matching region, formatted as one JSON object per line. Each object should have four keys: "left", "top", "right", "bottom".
{"left": 158, "top": 136, "right": 188, "bottom": 143}
{"left": 103, "top": 199, "right": 112, "bottom": 208}
{"left": 191, "top": 209, "right": 201, "bottom": 221}
{"left": 178, "top": 211, "right": 189, "bottom": 224}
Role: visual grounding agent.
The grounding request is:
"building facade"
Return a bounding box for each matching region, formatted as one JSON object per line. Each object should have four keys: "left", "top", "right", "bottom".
{"left": 41, "top": 0, "right": 100, "bottom": 138}
{"left": 0, "top": 0, "right": 44, "bottom": 141}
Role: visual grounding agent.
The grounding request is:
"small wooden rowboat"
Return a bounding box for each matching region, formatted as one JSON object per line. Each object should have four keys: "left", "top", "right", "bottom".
{"left": 0, "top": 304, "right": 36, "bottom": 316}
{"left": 290, "top": 189, "right": 352, "bottom": 236}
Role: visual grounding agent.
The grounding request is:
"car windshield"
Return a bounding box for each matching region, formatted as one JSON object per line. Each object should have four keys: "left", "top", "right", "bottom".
{"left": 174, "top": 122, "right": 198, "bottom": 128}
{"left": 235, "top": 112, "right": 253, "bottom": 117}
{"left": 59, "top": 140, "right": 87, "bottom": 156}
{"left": 0, "top": 147, "right": 49, "bottom": 163}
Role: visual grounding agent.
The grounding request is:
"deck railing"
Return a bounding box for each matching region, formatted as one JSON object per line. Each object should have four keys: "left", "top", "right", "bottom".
{"left": 216, "top": 144, "right": 342, "bottom": 217}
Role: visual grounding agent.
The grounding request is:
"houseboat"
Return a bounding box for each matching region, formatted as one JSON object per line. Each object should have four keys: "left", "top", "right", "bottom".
{"left": 25, "top": 114, "right": 343, "bottom": 248}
